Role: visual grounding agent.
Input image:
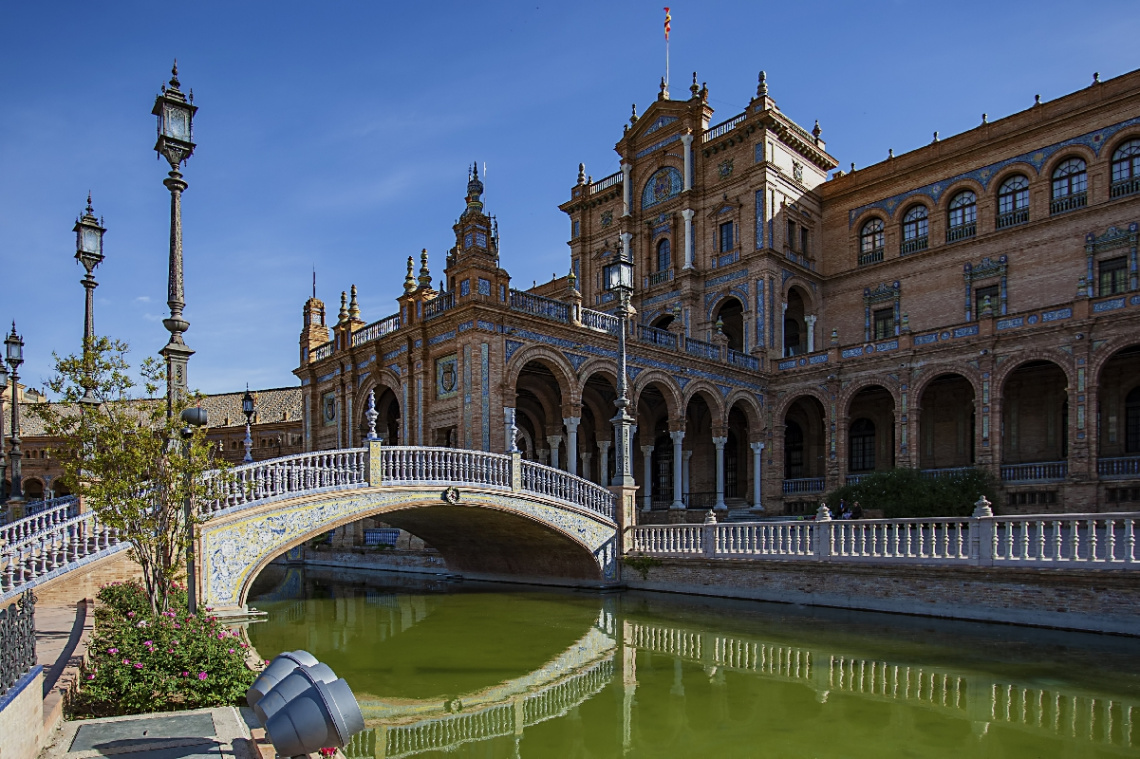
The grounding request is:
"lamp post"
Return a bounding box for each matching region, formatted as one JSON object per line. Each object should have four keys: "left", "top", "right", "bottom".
{"left": 605, "top": 239, "right": 636, "bottom": 488}
{"left": 180, "top": 406, "right": 208, "bottom": 614}
{"left": 74, "top": 194, "right": 106, "bottom": 406}
{"left": 242, "top": 386, "right": 256, "bottom": 463}
{"left": 152, "top": 61, "right": 198, "bottom": 420}
{"left": 5, "top": 324, "right": 25, "bottom": 511}
{"left": 0, "top": 359, "right": 7, "bottom": 504}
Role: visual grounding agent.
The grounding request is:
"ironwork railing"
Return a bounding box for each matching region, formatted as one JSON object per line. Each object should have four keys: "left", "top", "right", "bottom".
{"left": 782, "top": 478, "right": 825, "bottom": 495}
{"left": 352, "top": 313, "right": 401, "bottom": 346}
{"left": 919, "top": 467, "right": 975, "bottom": 480}
{"left": 580, "top": 308, "right": 620, "bottom": 335}
{"left": 636, "top": 324, "right": 677, "bottom": 348}
{"left": 996, "top": 209, "right": 1029, "bottom": 229}
{"left": 509, "top": 289, "right": 569, "bottom": 323}
{"left": 1050, "top": 192, "right": 1086, "bottom": 215}
{"left": 1001, "top": 461, "right": 1067, "bottom": 482}
{"left": 1111, "top": 177, "right": 1140, "bottom": 198}
{"left": 946, "top": 223, "right": 976, "bottom": 243}
{"left": 726, "top": 348, "right": 759, "bottom": 371}
{"left": 423, "top": 292, "right": 455, "bottom": 320}
{"left": 1098, "top": 456, "right": 1140, "bottom": 478}
{"left": 310, "top": 342, "right": 334, "bottom": 362}
{"left": 858, "top": 248, "right": 884, "bottom": 266}
{"left": 648, "top": 269, "right": 674, "bottom": 286}
{"left": 900, "top": 236, "right": 928, "bottom": 255}
{"left": 703, "top": 113, "right": 746, "bottom": 143}
{"left": 685, "top": 337, "right": 720, "bottom": 361}
{"left": 0, "top": 591, "right": 35, "bottom": 697}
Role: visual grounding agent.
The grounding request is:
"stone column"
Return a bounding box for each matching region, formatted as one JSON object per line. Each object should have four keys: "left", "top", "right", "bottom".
{"left": 781, "top": 302, "right": 788, "bottom": 356}
{"left": 681, "top": 131, "right": 693, "bottom": 191}
{"left": 620, "top": 232, "right": 633, "bottom": 270}
{"left": 547, "top": 435, "right": 563, "bottom": 469}
{"left": 598, "top": 441, "right": 611, "bottom": 486}
{"left": 683, "top": 450, "right": 693, "bottom": 502}
{"left": 641, "top": 445, "right": 655, "bottom": 511}
{"left": 713, "top": 436, "right": 728, "bottom": 511}
{"left": 621, "top": 162, "right": 632, "bottom": 217}
{"left": 670, "top": 430, "right": 686, "bottom": 509}
{"left": 581, "top": 452, "right": 592, "bottom": 482}
{"left": 537, "top": 447, "right": 549, "bottom": 466}
{"left": 682, "top": 209, "right": 695, "bottom": 269}
{"left": 504, "top": 406, "right": 518, "bottom": 453}
{"left": 805, "top": 314, "right": 817, "bottom": 353}
{"left": 750, "top": 442, "right": 765, "bottom": 511}
{"left": 564, "top": 417, "right": 580, "bottom": 476}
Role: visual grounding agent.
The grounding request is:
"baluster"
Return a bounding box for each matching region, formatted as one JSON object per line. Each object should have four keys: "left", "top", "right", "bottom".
{"left": 1020, "top": 520, "right": 1030, "bottom": 560}
{"left": 1005, "top": 521, "right": 1016, "bottom": 561}
{"left": 1053, "top": 520, "right": 1063, "bottom": 561}
{"left": 1088, "top": 518, "right": 1098, "bottom": 562}
{"left": 1071, "top": 519, "right": 1081, "bottom": 562}
{"left": 1128, "top": 519, "right": 1136, "bottom": 565}
{"left": 1106, "top": 519, "right": 1117, "bottom": 563}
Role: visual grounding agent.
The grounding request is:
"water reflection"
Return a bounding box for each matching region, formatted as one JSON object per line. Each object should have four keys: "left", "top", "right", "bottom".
{"left": 247, "top": 566, "right": 1139, "bottom": 758}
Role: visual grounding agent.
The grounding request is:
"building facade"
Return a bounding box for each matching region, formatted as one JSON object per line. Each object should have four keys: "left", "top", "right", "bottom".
{"left": 297, "top": 70, "right": 1140, "bottom": 515}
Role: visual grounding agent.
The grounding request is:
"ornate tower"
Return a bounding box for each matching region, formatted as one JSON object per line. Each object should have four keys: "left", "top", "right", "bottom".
{"left": 299, "top": 293, "right": 329, "bottom": 366}
{"left": 444, "top": 163, "right": 510, "bottom": 302}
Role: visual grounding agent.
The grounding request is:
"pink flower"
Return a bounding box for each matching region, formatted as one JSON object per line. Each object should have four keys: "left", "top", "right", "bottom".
{"left": 108, "top": 648, "right": 118, "bottom": 654}
{"left": 167, "top": 649, "right": 174, "bottom": 654}
{"left": 173, "top": 623, "right": 181, "bottom": 629}
{"left": 127, "top": 611, "right": 135, "bottom": 618}
{"left": 198, "top": 672, "right": 208, "bottom": 681}
{"left": 87, "top": 674, "right": 95, "bottom": 680}
{"left": 144, "top": 640, "right": 153, "bottom": 646}
{"left": 122, "top": 659, "right": 130, "bottom": 665}
{"left": 181, "top": 671, "right": 189, "bottom": 677}
{"left": 133, "top": 662, "right": 143, "bottom": 669}
{"left": 228, "top": 648, "right": 235, "bottom": 654}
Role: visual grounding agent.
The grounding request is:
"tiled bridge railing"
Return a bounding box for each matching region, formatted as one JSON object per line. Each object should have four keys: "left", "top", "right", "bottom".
{"left": 629, "top": 501, "right": 1140, "bottom": 569}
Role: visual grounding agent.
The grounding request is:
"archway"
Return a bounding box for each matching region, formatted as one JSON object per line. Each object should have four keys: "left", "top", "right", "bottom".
{"left": 846, "top": 385, "right": 896, "bottom": 479}
{"left": 514, "top": 359, "right": 570, "bottom": 468}
{"left": 784, "top": 289, "right": 807, "bottom": 356}
{"left": 360, "top": 386, "right": 401, "bottom": 444}
{"left": 783, "top": 396, "right": 826, "bottom": 481}
{"left": 714, "top": 297, "right": 745, "bottom": 352}
{"left": 1096, "top": 345, "right": 1140, "bottom": 460}
{"left": 1002, "top": 361, "right": 1068, "bottom": 466}
{"left": 918, "top": 374, "right": 975, "bottom": 471}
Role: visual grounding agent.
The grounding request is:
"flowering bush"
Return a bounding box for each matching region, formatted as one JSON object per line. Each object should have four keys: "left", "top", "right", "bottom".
{"left": 75, "top": 581, "right": 256, "bottom": 717}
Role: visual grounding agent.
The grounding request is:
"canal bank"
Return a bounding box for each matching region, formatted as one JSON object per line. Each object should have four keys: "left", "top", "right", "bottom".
{"left": 277, "top": 548, "right": 1140, "bottom": 636}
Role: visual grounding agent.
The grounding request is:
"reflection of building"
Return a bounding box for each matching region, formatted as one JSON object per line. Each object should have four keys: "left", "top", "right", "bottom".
{"left": 298, "top": 70, "right": 1140, "bottom": 514}
{"left": 7, "top": 386, "right": 302, "bottom": 501}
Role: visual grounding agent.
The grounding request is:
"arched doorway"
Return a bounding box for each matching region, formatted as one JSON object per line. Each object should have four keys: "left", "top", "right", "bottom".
{"left": 918, "top": 374, "right": 975, "bottom": 472}
{"left": 1002, "top": 361, "right": 1068, "bottom": 466}
{"left": 714, "top": 298, "right": 745, "bottom": 352}
{"left": 846, "top": 385, "right": 896, "bottom": 481}
{"left": 784, "top": 288, "right": 808, "bottom": 356}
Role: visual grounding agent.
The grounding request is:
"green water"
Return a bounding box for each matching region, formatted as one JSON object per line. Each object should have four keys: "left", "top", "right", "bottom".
{"left": 246, "top": 565, "right": 1140, "bottom": 758}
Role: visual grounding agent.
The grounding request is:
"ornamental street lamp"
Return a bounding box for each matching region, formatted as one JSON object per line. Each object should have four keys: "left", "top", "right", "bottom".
{"left": 0, "top": 359, "right": 7, "bottom": 503}
{"left": 74, "top": 194, "right": 106, "bottom": 406}
{"left": 604, "top": 238, "right": 636, "bottom": 488}
{"left": 180, "top": 406, "right": 208, "bottom": 614}
{"left": 152, "top": 61, "right": 198, "bottom": 420}
{"left": 242, "top": 386, "right": 256, "bottom": 463}
{"left": 5, "top": 323, "right": 25, "bottom": 506}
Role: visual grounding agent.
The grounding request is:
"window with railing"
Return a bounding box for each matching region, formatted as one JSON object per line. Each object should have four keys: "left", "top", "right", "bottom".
{"left": 901, "top": 205, "right": 929, "bottom": 254}
{"left": 1127, "top": 386, "right": 1140, "bottom": 453}
{"left": 1111, "top": 139, "right": 1140, "bottom": 198}
{"left": 859, "top": 218, "right": 884, "bottom": 265}
{"left": 996, "top": 175, "right": 1030, "bottom": 228}
{"left": 946, "top": 190, "right": 976, "bottom": 242}
{"left": 656, "top": 238, "right": 671, "bottom": 272}
{"left": 1099, "top": 256, "right": 1128, "bottom": 296}
{"left": 1050, "top": 157, "right": 1087, "bottom": 214}
{"left": 873, "top": 308, "right": 894, "bottom": 340}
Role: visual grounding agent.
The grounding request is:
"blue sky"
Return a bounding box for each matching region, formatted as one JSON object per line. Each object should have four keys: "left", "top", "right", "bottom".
{"left": 1, "top": 1, "right": 1137, "bottom": 396}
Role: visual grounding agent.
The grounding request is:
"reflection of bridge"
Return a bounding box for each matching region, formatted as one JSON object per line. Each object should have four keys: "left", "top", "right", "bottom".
{"left": 0, "top": 443, "right": 622, "bottom": 607}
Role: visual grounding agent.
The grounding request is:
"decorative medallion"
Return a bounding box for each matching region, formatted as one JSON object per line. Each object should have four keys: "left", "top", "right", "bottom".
{"left": 322, "top": 391, "right": 336, "bottom": 426}
{"left": 600, "top": 210, "right": 613, "bottom": 227}
{"left": 443, "top": 487, "right": 461, "bottom": 504}
{"left": 436, "top": 354, "right": 458, "bottom": 399}
{"left": 793, "top": 162, "right": 803, "bottom": 182}
{"left": 642, "top": 167, "right": 683, "bottom": 210}
{"left": 718, "top": 159, "right": 734, "bottom": 179}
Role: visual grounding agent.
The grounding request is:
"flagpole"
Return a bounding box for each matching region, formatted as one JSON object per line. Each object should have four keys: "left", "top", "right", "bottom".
{"left": 663, "top": 7, "right": 671, "bottom": 90}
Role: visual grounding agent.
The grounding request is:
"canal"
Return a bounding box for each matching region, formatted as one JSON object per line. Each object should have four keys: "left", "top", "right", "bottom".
{"left": 246, "top": 565, "right": 1140, "bottom": 758}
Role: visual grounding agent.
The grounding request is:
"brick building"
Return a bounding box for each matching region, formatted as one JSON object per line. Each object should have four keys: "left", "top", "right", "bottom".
{"left": 299, "top": 69, "right": 1140, "bottom": 516}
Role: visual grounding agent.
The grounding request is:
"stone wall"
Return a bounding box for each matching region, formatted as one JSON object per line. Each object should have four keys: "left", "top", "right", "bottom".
{"left": 0, "top": 667, "right": 43, "bottom": 759}
{"left": 623, "top": 557, "right": 1140, "bottom": 636}
{"left": 27, "top": 552, "right": 141, "bottom": 608}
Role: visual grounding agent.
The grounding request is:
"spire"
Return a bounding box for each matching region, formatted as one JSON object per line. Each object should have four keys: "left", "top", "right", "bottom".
{"left": 348, "top": 284, "right": 360, "bottom": 320}
{"left": 757, "top": 70, "right": 767, "bottom": 97}
{"left": 418, "top": 248, "right": 432, "bottom": 289}
{"left": 690, "top": 71, "right": 699, "bottom": 98}
{"left": 577, "top": 163, "right": 585, "bottom": 185}
{"left": 465, "top": 162, "right": 485, "bottom": 214}
{"left": 630, "top": 104, "right": 638, "bottom": 124}
{"left": 170, "top": 59, "right": 180, "bottom": 90}
{"left": 85, "top": 192, "right": 94, "bottom": 216}
{"left": 812, "top": 120, "right": 821, "bottom": 141}
{"left": 403, "top": 255, "right": 416, "bottom": 294}
{"left": 659, "top": 76, "right": 668, "bottom": 100}
{"left": 312, "top": 267, "right": 316, "bottom": 299}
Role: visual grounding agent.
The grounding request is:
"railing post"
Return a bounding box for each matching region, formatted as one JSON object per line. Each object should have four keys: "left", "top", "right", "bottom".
{"left": 814, "top": 504, "right": 832, "bottom": 561}
{"left": 969, "top": 495, "right": 995, "bottom": 567}
{"left": 511, "top": 452, "right": 522, "bottom": 492}
{"left": 703, "top": 510, "right": 718, "bottom": 559}
{"left": 367, "top": 439, "right": 384, "bottom": 486}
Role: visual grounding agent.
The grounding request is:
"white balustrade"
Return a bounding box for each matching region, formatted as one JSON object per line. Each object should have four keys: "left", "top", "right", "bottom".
{"left": 829, "top": 518, "right": 971, "bottom": 563}
{"left": 1, "top": 496, "right": 79, "bottom": 547}
{"left": 991, "top": 514, "right": 1138, "bottom": 566}
{"left": 629, "top": 524, "right": 705, "bottom": 556}
{"left": 519, "top": 460, "right": 616, "bottom": 521}
{"left": 381, "top": 447, "right": 511, "bottom": 489}
{"left": 0, "top": 511, "right": 124, "bottom": 600}
{"left": 204, "top": 448, "right": 368, "bottom": 514}
{"left": 714, "top": 522, "right": 815, "bottom": 558}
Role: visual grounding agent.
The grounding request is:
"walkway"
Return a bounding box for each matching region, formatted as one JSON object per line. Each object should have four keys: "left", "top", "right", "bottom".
{"left": 43, "top": 707, "right": 259, "bottom": 759}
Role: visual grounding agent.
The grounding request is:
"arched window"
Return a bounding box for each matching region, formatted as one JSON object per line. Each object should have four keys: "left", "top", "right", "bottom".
{"left": 1111, "top": 139, "right": 1140, "bottom": 198}
{"left": 1051, "top": 157, "right": 1087, "bottom": 214}
{"left": 947, "top": 191, "right": 977, "bottom": 241}
{"left": 656, "top": 238, "right": 671, "bottom": 272}
{"left": 901, "top": 205, "right": 929, "bottom": 254}
{"left": 997, "top": 175, "right": 1030, "bottom": 228}
{"left": 784, "top": 420, "right": 804, "bottom": 479}
{"left": 1127, "top": 386, "right": 1140, "bottom": 453}
{"left": 859, "top": 218, "right": 884, "bottom": 265}
{"left": 848, "top": 418, "right": 876, "bottom": 472}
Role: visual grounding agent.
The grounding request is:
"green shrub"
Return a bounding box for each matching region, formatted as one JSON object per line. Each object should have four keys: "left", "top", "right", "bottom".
{"left": 823, "top": 467, "right": 998, "bottom": 519}
{"left": 75, "top": 581, "right": 256, "bottom": 718}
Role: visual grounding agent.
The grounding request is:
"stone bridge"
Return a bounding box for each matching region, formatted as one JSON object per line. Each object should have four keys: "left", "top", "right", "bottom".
{"left": 0, "top": 443, "right": 625, "bottom": 610}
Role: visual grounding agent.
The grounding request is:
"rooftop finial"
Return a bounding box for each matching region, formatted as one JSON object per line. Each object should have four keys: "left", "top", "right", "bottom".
{"left": 577, "top": 163, "right": 585, "bottom": 185}
{"left": 1035, "top": 94, "right": 1041, "bottom": 106}
{"left": 888, "top": 148, "right": 894, "bottom": 159}
{"left": 312, "top": 267, "right": 316, "bottom": 299}
{"left": 338, "top": 291, "right": 348, "bottom": 322}
{"left": 1093, "top": 71, "right": 1100, "bottom": 84}
{"left": 349, "top": 284, "right": 360, "bottom": 320}
{"left": 403, "top": 256, "right": 416, "bottom": 294}
{"left": 812, "top": 120, "right": 821, "bottom": 140}
{"left": 630, "top": 103, "right": 638, "bottom": 124}
{"left": 418, "top": 248, "right": 432, "bottom": 288}
{"left": 690, "top": 71, "right": 699, "bottom": 98}
{"left": 757, "top": 70, "right": 768, "bottom": 97}
{"left": 982, "top": 113, "right": 988, "bottom": 124}
{"left": 170, "top": 59, "right": 180, "bottom": 89}
{"left": 85, "top": 192, "right": 94, "bottom": 215}
{"left": 659, "top": 76, "right": 668, "bottom": 100}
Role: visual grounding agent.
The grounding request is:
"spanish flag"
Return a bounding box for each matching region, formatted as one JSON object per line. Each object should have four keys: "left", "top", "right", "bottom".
{"left": 664, "top": 7, "right": 671, "bottom": 40}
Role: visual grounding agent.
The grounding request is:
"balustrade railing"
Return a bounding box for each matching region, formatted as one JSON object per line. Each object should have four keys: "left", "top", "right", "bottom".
{"left": 205, "top": 448, "right": 368, "bottom": 514}
{"left": 381, "top": 447, "right": 511, "bottom": 489}
{"left": 714, "top": 522, "right": 814, "bottom": 558}
{"left": 1097, "top": 455, "right": 1140, "bottom": 478}
{"left": 900, "top": 236, "right": 928, "bottom": 255}
{"left": 509, "top": 289, "right": 569, "bottom": 323}
{"left": 310, "top": 342, "right": 334, "bottom": 362}
{"left": 1050, "top": 192, "right": 1087, "bottom": 214}
{"left": 845, "top": 473, "right": 869, "bottom": 486}
{"left": 1001, "top": 461, "right": 1067, "bottom": 482}
{"left": 782, "top": 478, "right": 824, "bottom": 495}
{"left": 858, "top": 248, "right": 884, "bottom": 266}
{"left": 648, "top": 269, "right": 674, "bottom": 286}
{"left": 829, "top": 518, "right": 971, "bottom": 563}
{"left": 2, "top": 496, "right": 79, "bottom": 547}
{"left": 996, "top": 208, "right": 1029, "bottom": 229}
{"left": 520, "top": 460, "right": 615, "bottom": 521}
{"left": 423, "top": 292, "right": 455, "bottom": 320}
{"left": 1111, "top": 177, "right": 1140, "bottom": 198}
{"left": 946, "top": 223, "right": 976, "bottom": 243}
{"left": 629, "top": 524, "right": 705, "bottom": 556}
{"left": 352, "top": 313, "right": 401, "bottom": 346}
{"left": 919, "top": 467, "right": 974, "bottom": 480}
{"left": 702, "top": 113, "right": 746, "bottom": 143}
{"left": 588, "top": 171, "right": 622, "bottom": 194}
{"left": 0, "top": 590, "right": 35, "bottom": 697}
{"left": 726, "top": 348, "right": 759, "bottom": 370}
{"left": 636, "top": 324, "right": 677, "bottom": 348}
{"left": 990, "top": 514, "right": 1137, "bottom": 566}
{"left": 1, "top": 512, "right": 127, "bottom": 600}
{"left": 685, "top": 337, "right": 720, "bottom": 361}
{"left": 580, "top": 308, "right": 620, "bottom": 335}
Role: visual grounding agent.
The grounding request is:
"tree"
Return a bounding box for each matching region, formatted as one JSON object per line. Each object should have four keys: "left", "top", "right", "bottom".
{"left": 31, "top": 337, "right": 232, "bottom": 614}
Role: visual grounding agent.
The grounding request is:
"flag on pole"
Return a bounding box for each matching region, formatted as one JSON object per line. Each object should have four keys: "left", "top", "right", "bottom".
{"left": 664, "top": 7, "right": 671, "bottom": 39}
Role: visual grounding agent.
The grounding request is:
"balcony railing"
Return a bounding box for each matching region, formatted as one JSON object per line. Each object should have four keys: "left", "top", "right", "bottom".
{"left": 423, "top": 292, "right": 455, "bottom": 320}
{"left": 1001, "top": 461, "right": 1067, "bottom": 482}
{"left": 310, "top": 342, "right": 334, "bottom": 361}
{"left": 726, "top": 348, "right": 759, "bottom": 371}
{"left": 589, "top": 171, "right": 623, "bottom": 194}
{"left": 996, "top": 208, "right": 1029, "bottom": 229}
{"left": 858, "top": 248, "right": 884, "bottom": 266}
{"left": 509, "top": 289, "right": 569, "bottom": 323}
{"left": 946, "top": 223, "right": 976, "bottom": 243}
{"left": 648, "top": 269, "right": 674, "bottom": 286}
{"left": 580, "top": 308, "right": 620, "bottom": 335}
{"left": 1050, "top": 192, "right": 1086, "bottom": 215}
{"left": 919, "top": 467, "right": 974, "bottom": 480}
{"left": 685, "top": 337, "right": 720, "bottom": 361}
{"left": 1111, "top": 177, "right": 1140, "bottom": 199}
{"left": 702, "top": 113, "right": 746, "bottom": 143}
{"left": 1098, "top": 456, "right": 1140, "bottom": 478}
{"left": 900, "top": 236, "right": 928, "bottom": 255}
{"left": 846, "top": 473, "right": 871, "bottom": 486}
{"left": 636, "top": 324, "right": 677, "bottom": 348}
{"left": 783, "top": 477, "right": 825, "bottom": 495}
{"left": 352, "top": 313, "right": 401, "bottom": 347}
